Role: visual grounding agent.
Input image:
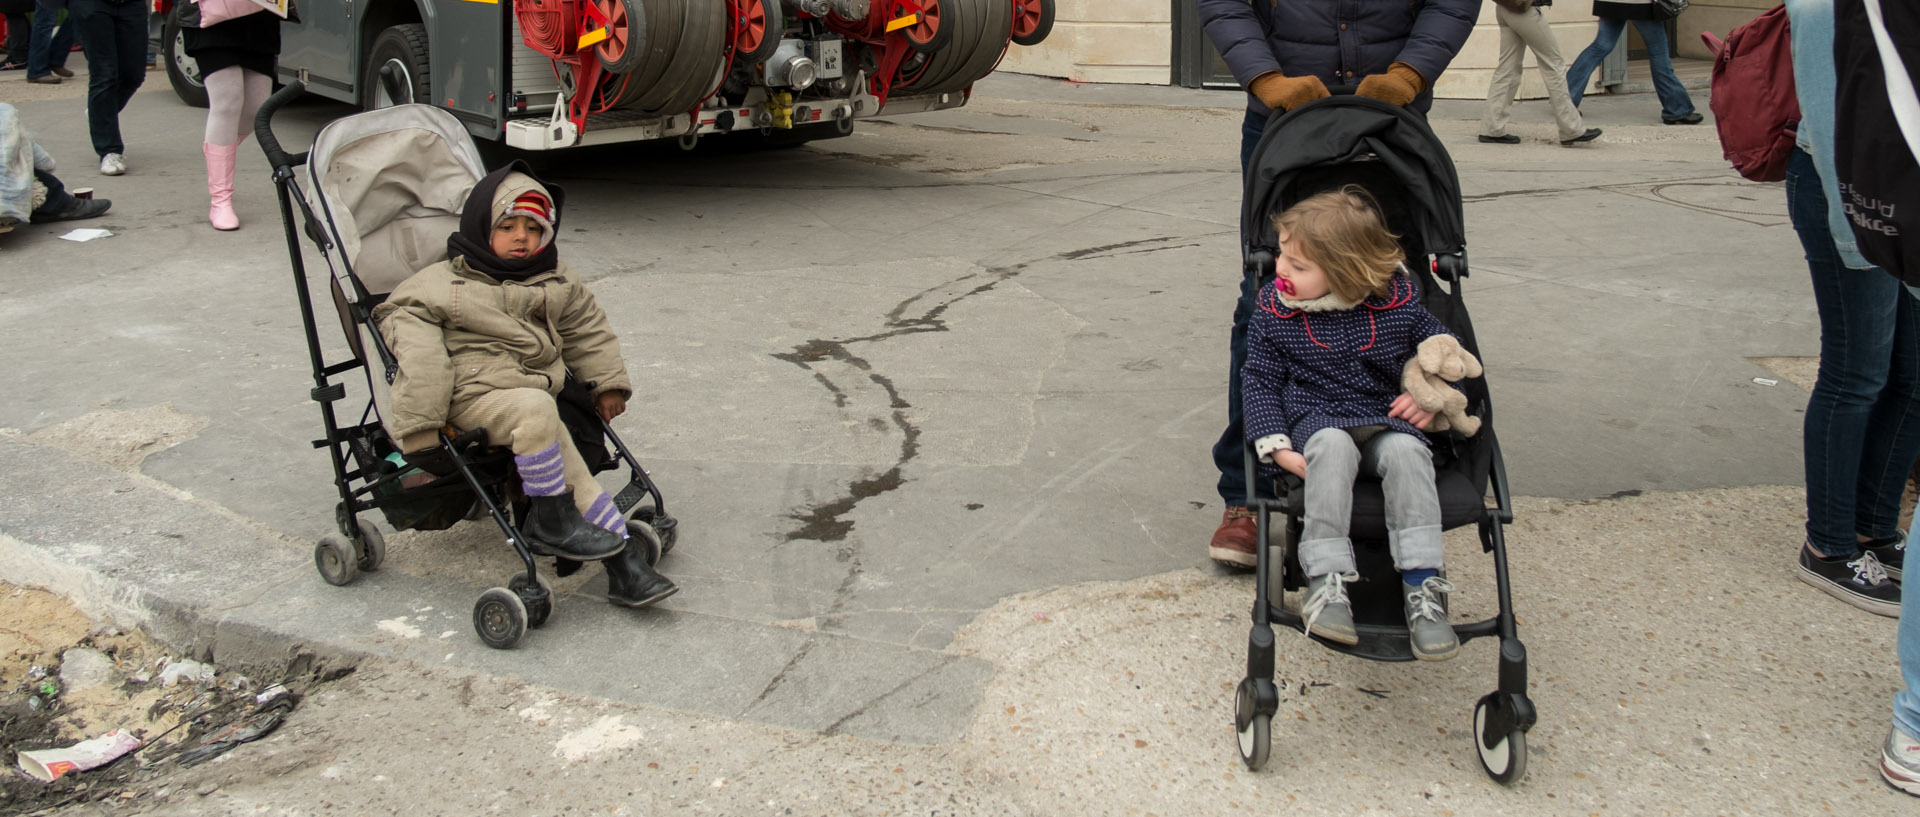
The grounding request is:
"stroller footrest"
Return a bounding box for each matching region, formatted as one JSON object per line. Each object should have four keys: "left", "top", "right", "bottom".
{"left": 311, "top": 383, "right": 347, "bottom": 403}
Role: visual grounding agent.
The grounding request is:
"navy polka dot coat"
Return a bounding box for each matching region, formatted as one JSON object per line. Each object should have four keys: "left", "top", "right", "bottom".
{"left": 1242, "top": 273, "right": 1453, "bottom": 454}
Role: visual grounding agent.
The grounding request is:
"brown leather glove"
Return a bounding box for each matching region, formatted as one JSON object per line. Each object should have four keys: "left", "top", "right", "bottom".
{"left": 1355, "top": 62, "right": 1427, "bottom": 107}
{"left": 1248, "top": 72, "right": 1331, "bottom": 113}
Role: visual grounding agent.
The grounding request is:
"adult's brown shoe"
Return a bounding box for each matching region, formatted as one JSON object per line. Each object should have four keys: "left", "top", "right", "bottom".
{"left": 1209, "top": 506, "right": 1258, "bottom": 570}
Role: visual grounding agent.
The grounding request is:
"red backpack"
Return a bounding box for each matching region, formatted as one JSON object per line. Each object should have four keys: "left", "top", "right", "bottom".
{"left": 1702, "top": 5, "right": 1799, "bottom": 182}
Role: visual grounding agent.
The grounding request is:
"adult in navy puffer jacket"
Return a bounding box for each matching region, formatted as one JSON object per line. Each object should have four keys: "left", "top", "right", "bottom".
{"left": 1242, "top": 271, "right": 1452, "bottom": 456}
{"left": 1197, "top": 0, "right": 1476, "bottom": 568}
{"left": 1198, "top": 0, "right": 1479, "bottom": 121}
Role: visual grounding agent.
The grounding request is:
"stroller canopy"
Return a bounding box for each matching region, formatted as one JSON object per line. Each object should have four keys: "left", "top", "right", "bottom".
{"left": 308, "top": 104, "right": 487, "bottom": 301}
{"left": 1241, "top": 96, "right": 1466, "bottom": 263}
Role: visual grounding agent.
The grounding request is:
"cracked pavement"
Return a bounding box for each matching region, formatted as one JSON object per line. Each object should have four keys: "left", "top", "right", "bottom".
{"left": 0, "top": 72, "right": 1899, "bottom": 813}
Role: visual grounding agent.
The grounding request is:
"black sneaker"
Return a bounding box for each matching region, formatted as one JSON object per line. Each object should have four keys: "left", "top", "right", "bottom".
{"left": 1662, "top": 112, "right": 1704, "bottom": 125}
{"left": 1798, "top": 543, "right": 1901, "bottom": 617}
{"left": 1865, "top": 531, "right": 1907, "bottom": 582}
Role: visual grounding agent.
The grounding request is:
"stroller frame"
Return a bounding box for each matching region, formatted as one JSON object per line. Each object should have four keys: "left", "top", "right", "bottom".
{"left": 1227, "top": 91, "right": 1536, "bottom": 783}
{"left": 254, "top": 83, "right": 678, "bottom": 649}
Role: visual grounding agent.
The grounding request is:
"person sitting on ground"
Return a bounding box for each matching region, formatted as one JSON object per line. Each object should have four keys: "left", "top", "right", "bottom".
{"left": 374, "top": 161, "right": 677, "bottom": 609}
{"left": 1242, "top": 186, "right": 1467, "bottom": 661}
{"left": 1, "top": 102, "right": 111, "bottom": 233}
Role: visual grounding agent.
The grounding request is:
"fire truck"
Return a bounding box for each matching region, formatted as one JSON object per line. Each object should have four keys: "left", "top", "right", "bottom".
{"left": 158, "top": 0, "right": 1053, "bottom": 149}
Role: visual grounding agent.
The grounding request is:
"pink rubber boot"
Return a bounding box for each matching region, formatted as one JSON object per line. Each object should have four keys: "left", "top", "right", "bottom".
{"left": 204, "top": 141, "right": 239, "bottom": 231}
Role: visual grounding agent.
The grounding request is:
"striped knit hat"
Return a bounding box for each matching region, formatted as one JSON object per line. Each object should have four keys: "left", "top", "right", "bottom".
{"left": 496, "top": 189, "right": 557, "bottom": 253}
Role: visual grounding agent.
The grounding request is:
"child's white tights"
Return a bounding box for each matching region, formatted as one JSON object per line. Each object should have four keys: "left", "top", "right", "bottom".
{"left": 203, "top": 67, "right": 272, "bottom": 147}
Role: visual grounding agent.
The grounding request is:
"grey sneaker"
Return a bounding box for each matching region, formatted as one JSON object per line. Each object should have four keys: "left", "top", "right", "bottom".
{"left": 1302, "top": 572, "right": 1359, "bottom": 645}
{"left": 1883, "top": 727, "right": 1920, "bottom": 796}
{"left": 1797, "top": 543, "right": 1900, "bottom": 617}
{"left": 1403, "top": 576, "right": 1459, "bottom": 661}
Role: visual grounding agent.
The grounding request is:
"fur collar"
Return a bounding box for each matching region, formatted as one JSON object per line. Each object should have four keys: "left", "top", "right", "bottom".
{"left": 1277, "top": 289, "right": 1365, "bottom": 312}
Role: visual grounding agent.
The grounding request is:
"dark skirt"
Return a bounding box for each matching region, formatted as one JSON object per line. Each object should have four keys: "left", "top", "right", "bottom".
{"left": 184, "top": 8, "right": 280, "bottom": 76}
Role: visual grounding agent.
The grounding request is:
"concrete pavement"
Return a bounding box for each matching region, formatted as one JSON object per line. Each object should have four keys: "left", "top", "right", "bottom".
{"left": 0, "top": 69, "right": 1906, "bottom": 813}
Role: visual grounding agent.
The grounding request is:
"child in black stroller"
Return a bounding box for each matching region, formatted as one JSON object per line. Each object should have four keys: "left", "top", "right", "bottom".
{"left": 1229, "top": 89, "right": 1536, "bottom": 784}
{"left": 254, "top": 85, "right": 681, "bottom": 650}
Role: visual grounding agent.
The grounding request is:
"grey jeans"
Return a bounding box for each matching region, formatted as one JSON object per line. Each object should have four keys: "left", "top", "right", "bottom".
{"left": 1298, "top": 427, "right": 1444, "bottom": 577}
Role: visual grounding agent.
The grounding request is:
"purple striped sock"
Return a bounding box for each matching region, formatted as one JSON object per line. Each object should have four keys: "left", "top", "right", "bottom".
{"left": 586, "top": 493, "right": 627, "bottom": 537}
{"left": 514, "top": 444, "right": 567, "bottom": 497}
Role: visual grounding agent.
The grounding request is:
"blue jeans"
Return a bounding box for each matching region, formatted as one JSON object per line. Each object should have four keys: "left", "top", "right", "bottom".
{"left": 27, "top": 0, "right": 73, "bottom": 80}
{"left": 68, "top": 0, "right": 145, "bottom": 158}
{"left": 1213, "top": 109, "right": 1275, "bottom": 506}
{"left": 1898, "top": 318, "right": 1920, "bottom": 741}
{"left": 1788, "top": 147, "right": 1920, "bottom": 558}
{"left": 1565, "top": 18, "right": 1695, "bottom": 120}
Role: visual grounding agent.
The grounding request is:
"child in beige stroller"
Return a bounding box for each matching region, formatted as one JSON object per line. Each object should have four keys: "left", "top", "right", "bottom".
{"left": 255, "top": 84, "right": 679, "bottom": 649}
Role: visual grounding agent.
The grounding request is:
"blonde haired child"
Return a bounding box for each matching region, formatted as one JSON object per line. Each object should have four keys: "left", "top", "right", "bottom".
{"left": 1242, "top": 186, "right": 1462, "bottom": 660}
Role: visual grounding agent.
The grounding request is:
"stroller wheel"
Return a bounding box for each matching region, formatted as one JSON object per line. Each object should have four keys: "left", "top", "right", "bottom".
{"left": 314, "top": 536, "right": 360, "bottom": 587}
{"left": 632, "top": 508, "right": 677, "bottom": 554}
{"left": 473, "top": 588, "right": 529, "bottom": 649}
{"left": 1473, "top": 693, "right": 1528, "bottom": 785}
{"left": 510, "top": 571, "right": 554, "bottom": 629}
{"left": 354, "top": 522, "right": 386, "bottom": 572}
{"left": 625, "top": 519, "right": 664, "bottom": 567}
{"left": 1233, "top": 678, "right": 1272, "bottom": 771}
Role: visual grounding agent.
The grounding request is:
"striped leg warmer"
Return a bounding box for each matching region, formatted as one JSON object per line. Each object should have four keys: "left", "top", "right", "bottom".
{"left": 585, "top": 492, "right": 628, "bottom": 538}
{"left": 514, "top": 444, "right": 568, "bottom": 497}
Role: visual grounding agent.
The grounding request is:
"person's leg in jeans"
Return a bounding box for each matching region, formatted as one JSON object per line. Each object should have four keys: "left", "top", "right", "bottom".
{"left": 108, "top": 1, "right": 144, "bottom": 112}
{"left": 1361, "top": 432, "right": 1443, "bottom": 575}
{"left": 1479, "top": 8, "right": 1527, "bottom": 138}
{"left": 1565, "top": 17, "right": 1625, "bottom": 108}
{"left": 1214, "top": 108, "right": 1272, "bottom": 506}
{"left": 26, "top": 0, "right": 74, "bottom": 79}
{"left": 68, "top": 0, "right": 124, "bottom": 158}
{"left": 1856, "top": 289, "right": 1920, "bottom": 544}
{"left": 1629, "top": 19, "right": 1695, "bottom": 119}
{"left": 1886, "top": 522, "right": 1920, "bottom": 794}
{"left": 1207, "top": 108, "right": 1273, "bottom": 562}
{"left": 1794, "top": 147, "right": 1905, "bottom": 559}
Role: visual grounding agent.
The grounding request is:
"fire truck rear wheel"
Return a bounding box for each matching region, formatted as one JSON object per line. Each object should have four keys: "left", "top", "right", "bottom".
{"left": 163, "top": 5, "right": 209, "bottom": 109}
{"left": 362, "top": 24, "right": 432, "bottom": 110}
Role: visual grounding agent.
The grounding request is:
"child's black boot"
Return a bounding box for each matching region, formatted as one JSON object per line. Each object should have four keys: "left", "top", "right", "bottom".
{"left": 605, "top": 544, "right": 678, "bottom": 609}
{"left": 522, "top": 491, "right": 627, "bottom": 561}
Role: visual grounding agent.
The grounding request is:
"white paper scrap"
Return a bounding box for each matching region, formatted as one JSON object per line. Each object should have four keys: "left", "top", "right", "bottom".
{"left": 1752, "top": 377, "right": 1779, "bottom": 386}
{"left": 58, "top": 228, "right": 113, "bottom": 242}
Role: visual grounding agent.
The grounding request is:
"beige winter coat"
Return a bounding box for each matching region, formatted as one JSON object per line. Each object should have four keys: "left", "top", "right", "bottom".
{"left": 373, "top": 257, "right": 632, "bottom": 451}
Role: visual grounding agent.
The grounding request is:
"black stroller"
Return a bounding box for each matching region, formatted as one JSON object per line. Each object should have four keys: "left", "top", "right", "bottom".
{"left": 1229, "top": 91, "right": 1535, "bottom": 783}
{"left": 253, "top": 84, "right": 678, "bottom": 650}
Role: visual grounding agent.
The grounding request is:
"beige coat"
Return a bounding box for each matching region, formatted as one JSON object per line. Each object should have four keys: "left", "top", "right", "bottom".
{"left": 373, "top": 257, "right": 631, "bottom": 451}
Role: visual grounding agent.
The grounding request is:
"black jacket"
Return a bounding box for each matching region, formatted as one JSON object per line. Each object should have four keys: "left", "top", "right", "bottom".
{"left": 1835, "top": 0, "right": 1920, "bottom": 287}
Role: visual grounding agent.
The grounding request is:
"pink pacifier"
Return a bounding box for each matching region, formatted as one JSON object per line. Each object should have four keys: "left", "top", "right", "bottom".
{"left": 1279, "top": 277, "right": 1296, "bottom": 296}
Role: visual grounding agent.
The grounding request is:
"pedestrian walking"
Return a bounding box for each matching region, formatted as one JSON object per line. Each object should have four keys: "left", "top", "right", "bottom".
{"left": 69, "top": 0, "right": 147, "bottom": 176}
{"left": 1783, "top": 0, "right": 1919, "bottom": 620}
{"left": 25, "top": 0, "right": 75, "bottom": 84}
{"left": 1195, "top": 0, "right": 1477, "bottom": 569}
{"left": 1564, "top": 0, "right": 1700, "bottom": 125}
{"left": 182, "top": 0, "right": 280, "bottom": 230}
{"left": 0, "top": 0, "right": 31, "bottom": 70}
{"left": 1479, "top": 0, "right": 1600, "bottom": 145}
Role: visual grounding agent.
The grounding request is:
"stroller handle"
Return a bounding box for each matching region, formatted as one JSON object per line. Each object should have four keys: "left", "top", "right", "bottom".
{"left": 255, "top": 81, "right": 309, "bottom": 170}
